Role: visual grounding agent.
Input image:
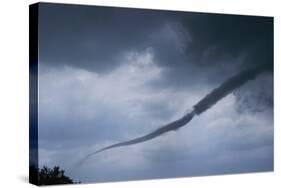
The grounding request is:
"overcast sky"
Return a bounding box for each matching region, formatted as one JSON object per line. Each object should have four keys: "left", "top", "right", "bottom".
{"left": 37, "top": 3, "right": 273, "bottom": 183}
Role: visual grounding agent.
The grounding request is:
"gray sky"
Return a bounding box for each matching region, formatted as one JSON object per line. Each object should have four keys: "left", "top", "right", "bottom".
{"left": 37, "top": 3, "right": 273, "bottom": 183}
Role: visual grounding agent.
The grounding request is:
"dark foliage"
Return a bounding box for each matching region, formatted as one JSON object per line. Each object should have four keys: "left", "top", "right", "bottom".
{"left": 29, "top": 165, "right": 80, "bottom": 185}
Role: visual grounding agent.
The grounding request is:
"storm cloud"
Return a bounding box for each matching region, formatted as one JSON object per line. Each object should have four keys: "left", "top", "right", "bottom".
{"left": 37, "top": 3, "right": 273, "bottom": 183}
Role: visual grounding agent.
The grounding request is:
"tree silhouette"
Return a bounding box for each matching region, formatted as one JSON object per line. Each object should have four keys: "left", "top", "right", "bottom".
{"left": 29, "top": 165, "right": 80, "bottom": 185}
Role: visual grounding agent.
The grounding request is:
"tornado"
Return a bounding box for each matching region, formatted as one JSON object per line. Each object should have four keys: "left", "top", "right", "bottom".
{"left": 83, "top": 63, "right": 270, "bottom": 161}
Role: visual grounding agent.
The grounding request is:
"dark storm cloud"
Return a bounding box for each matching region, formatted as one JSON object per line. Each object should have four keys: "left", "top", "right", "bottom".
{"left": 151, "top": 13, "right": 273, "bottom": 89}
{"left": 39, "top": 3, "right": 273, "bottom": 90}
{"left": 38, "top": 3, "right": 181, "bottom": 72}
{"left": 182, "top": 14, "right": 273, "bottom": 67}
